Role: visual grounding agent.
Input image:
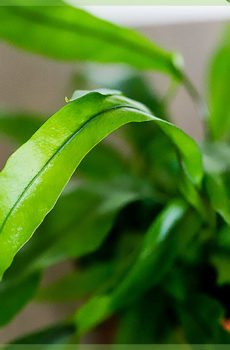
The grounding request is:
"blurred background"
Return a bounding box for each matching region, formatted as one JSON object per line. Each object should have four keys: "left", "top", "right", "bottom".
{"left": 0, "top": 5, "right": 230, "bottom": 343}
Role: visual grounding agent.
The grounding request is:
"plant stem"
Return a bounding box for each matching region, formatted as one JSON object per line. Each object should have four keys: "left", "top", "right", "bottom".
{"left": 182, "top": 73, "right": 209, "bottom": 120}
{"left": 182, "top": 72, "right": 210, "bottom": 139}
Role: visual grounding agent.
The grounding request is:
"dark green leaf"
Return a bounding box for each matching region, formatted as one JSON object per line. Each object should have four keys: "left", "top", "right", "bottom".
{"left": 75, "top": 201, "right": 201, "bottom": 335}
{"left": 0, "top": 272, "right": 41, "bottom": 327}
{"left": 212, "top": 254, "right": 230, "bottom": 285}
{"left": 178, "top": 294, "right": 228, "bottom": 343}
{"left": 0, "top": 111, "right": 43, "bottom": 145}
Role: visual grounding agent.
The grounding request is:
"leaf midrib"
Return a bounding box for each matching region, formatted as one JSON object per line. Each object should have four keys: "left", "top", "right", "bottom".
{"left": 0, "top": 104, "right": 145, "bottom": 235}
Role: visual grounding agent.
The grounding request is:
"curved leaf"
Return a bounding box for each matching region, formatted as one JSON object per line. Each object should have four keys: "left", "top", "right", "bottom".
{"left": 0, "top": 90, "right": 202, "bottom": 279}
{"left": 0, "top": 2, "right": 182, "bottom": 78}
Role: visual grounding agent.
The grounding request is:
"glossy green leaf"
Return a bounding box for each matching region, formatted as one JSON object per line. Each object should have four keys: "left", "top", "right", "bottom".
{"left": 0, "top": 3, "right": 182, "bottom": 79}
{"left": 0, "top": 272, "right": 41, "bottom": 327}
{"left": 75, "top": 201, "right": 201, "bottom": 335}
{"left": 0, "top": 90, "right": 202, "bottom": 279}
{"left": 208, "top": 25, "right": 230, "bottom": 140}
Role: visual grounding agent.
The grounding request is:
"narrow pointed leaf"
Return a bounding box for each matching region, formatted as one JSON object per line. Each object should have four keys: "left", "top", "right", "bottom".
{"left": 0, "top": 2, "right": 182, "bottom": 78}
{"left": 0, "top": 90, "right": 202, "bottom": 279}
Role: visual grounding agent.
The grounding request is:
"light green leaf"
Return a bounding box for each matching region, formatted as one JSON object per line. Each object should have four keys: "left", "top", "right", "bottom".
{"left": 0, "top": 3, "right": 182, "bottom": 78}
{"left": 66, "top": 88, "right": 122, "bottom": 102}
{"left": 0, "top": 90, "right": 202, "bottom": 279}
{"left": 208, "top": 25, "right": 230, "bottom": 140}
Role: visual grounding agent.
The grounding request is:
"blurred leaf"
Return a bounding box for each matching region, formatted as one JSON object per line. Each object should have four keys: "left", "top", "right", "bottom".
{"left": 5, "top": 175, "right": 154, "bottom": 281}
{"left": 212, "top": 254, "right": 230, "bottom": 285}
{"left": 0, "top": 89, "right": 203, "bottom": 279}
{"left": 202, "top": 142, "right": 230, "bottom": 175}
{"left": 75, "top": 201, "right": 201, "bottom": 335}
{"left": 0, "top": 3, "right": 182, "bottom": 78}
{"left": 36, "top": 231, "right": 143, "bottom": 303}
{"left": 216, "top": 225, "right": 230, "bottom": 253}
{"left": 208, "top": 25, "right": 230, "bottom": 140}
{"left": 80, "top": 68, "right": 167, "bottom": 118}
{"left": 8, "top": 323, "right": 75, "bottom": 345}
{"left": 0, "top": 111, "right": 43, "bottom": 145}
{"left": 0, "top": 272, "right": 41, "bottom": 327}
{"left": 77, "top": 142, "right": 128, "bottom": 180}
{"left": 36, "top": 263, "right": 113, "bottom": 303}
{"left": 205, "top": 173, "right": 230, "bottom": 225}
{"left": 178, "top": 294, "right": 229, "bottom": 343}
{"left": 115, "top": 289, "right": 173, "bottom": 344}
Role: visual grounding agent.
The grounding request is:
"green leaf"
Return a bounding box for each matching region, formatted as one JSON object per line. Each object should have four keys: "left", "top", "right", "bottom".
{"left": 77, "top": 142, "right": 128, "bottom": 180}
{"left": 115, "top": 290, "right": 173, "bottom": 344}
{"left": 0, "top": 3, "right": 182, "bottom": 78}
{"left": 0, "top": 111, "right": 44, "bottom": 145}
{"left": 36, "top": 263, "right": 113, "bottom": 303}
{"left": 208, "top": 25, "right": 230, "bottom": 140}
{"left": 205, "top": 173, "right": 230, "bottom": 225}
{"left": 0, "top": 272, "right": 41, "bottom": 327}
{"left": 75, "top": 201, "right": 201, "bottom": 335}
{"left": 6, "top": 175, "right": 153, "bottom": 280}
{"left": 0, "top": 90, "right": 202, "bottom": 279}
{"left": 202, "top": 141, "right": 230, "bottom": 174}
{"left": 178, "top": 294, "right": 228, "bottom": 343}
{"left": 36, "top": 231, "right": 143, "bottom": 303}
{"left": 212, "top": 254, "right": 230, "bottom": 285}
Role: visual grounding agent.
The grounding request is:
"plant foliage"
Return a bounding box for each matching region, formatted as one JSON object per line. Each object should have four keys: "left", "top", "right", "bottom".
{"left": 0, "top": 1, "right": 230, "bottom": 346}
